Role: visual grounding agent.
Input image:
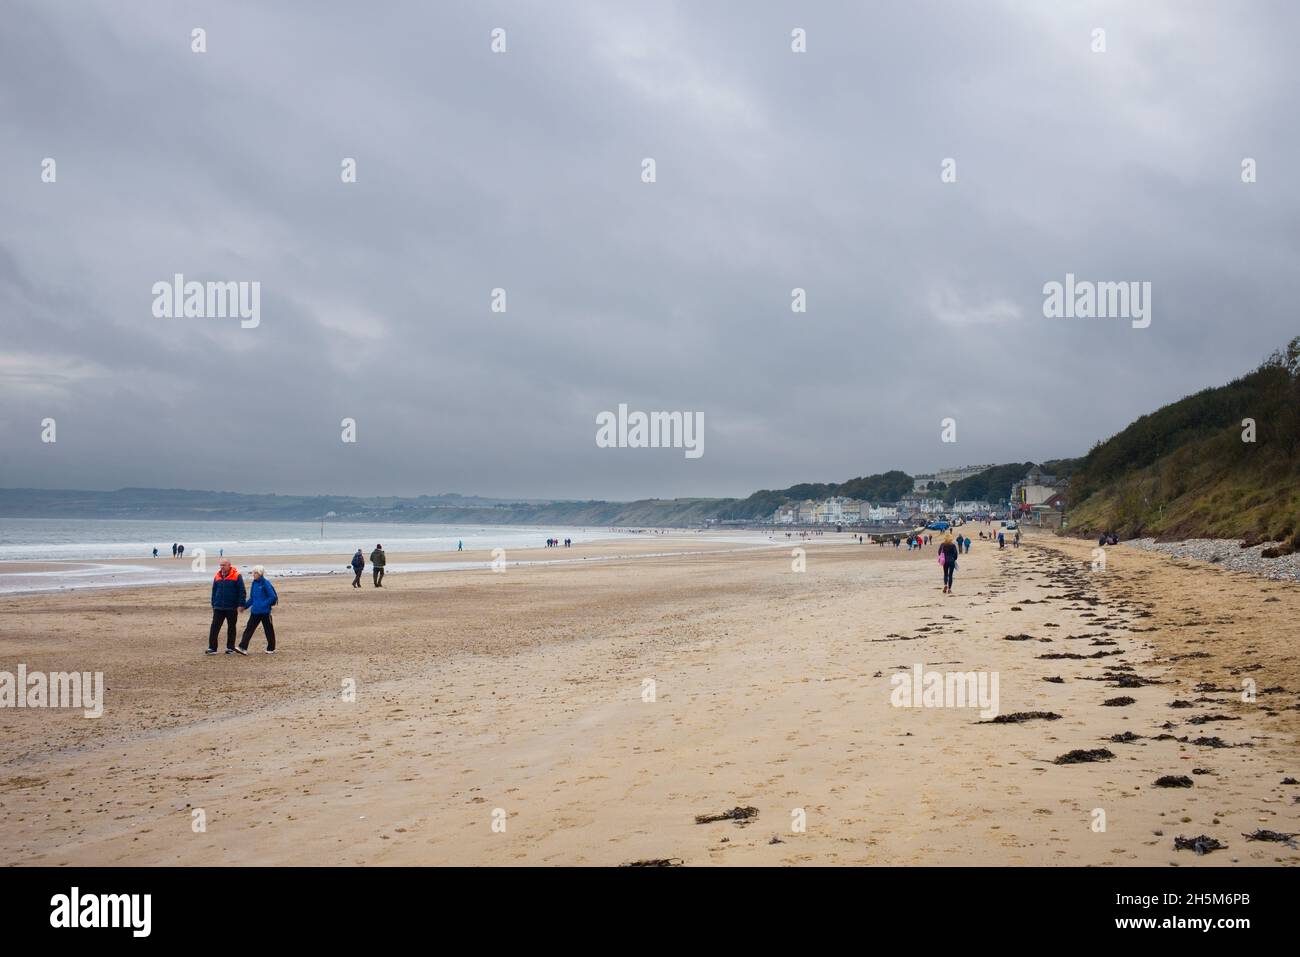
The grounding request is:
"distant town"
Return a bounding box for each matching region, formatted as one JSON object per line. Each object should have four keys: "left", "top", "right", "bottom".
{"left": 767, "top": 465, "right": 1070, "bottom": 529}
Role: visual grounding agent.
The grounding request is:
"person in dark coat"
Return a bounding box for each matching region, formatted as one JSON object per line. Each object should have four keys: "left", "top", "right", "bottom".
{"left": 207, "top": 560, "right": 247, "bottom": 655}
{"left": 369, "top": 544, "right": 386, "bottom": 587}
{"left": 938, "top": 534, "right": 960, "bottom": 594}
{"left": 350, "top": 549, "right": 365, "bottom": 588}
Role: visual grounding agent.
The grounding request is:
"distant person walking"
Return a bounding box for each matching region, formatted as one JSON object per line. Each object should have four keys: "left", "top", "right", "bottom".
{"left": 997, "top": 531, "right": 1005, "bottom": 549}
{"left": 350, "top": 548, "right": 365, "bottom": 588}
{"left": 178, "top": 544, "right": 185, "bottom": 559}
{"left": 172, "top": 543, "right": 178, "bottom": 558}
{"left": 370, "top": 544, "right": 386, "bottom": 587}
{"left": 152, "top": 547, "right": 159, "bottom": 558}
{"left": 939, "top": 534, "right": 959, "bottom": 594}
{"left": 207, "top": 560, "right": 246, "bottom": 655}
{"left": 236, "top": 565, "right": 278, "bottom": 655}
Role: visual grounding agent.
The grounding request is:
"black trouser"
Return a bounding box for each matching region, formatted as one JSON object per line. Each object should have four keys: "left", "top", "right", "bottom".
{"left": 240, "top": 613, "right": 276, "bottom": 651}
{"left": 373, "top": 566, "right": 384, "bottom": 586}
{"left": 209, "top": 608, "right": 239, "bottom": 651}
{"left": 352, "top": 567, "right": 363, "bottom": 587}
{"left": 943, "top": 564, "right": 955, "bottom": 588}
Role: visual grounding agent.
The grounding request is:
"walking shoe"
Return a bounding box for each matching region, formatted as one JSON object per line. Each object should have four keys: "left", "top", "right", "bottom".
{"left": 265, "top": 649, "right": 276, "bottom": 655}
{"left": 234, "top": 647, "right": 249, "bottom": 656}
{"left": 225, "top": 648, "right": 234, "bottom": 655}
{"left": 204, "top": 649, "right": 218, "bottom": 655}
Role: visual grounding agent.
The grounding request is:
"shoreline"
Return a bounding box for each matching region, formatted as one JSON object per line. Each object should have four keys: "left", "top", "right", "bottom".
{"left": 0, "top": 533, "right": 807, "bottom": 597}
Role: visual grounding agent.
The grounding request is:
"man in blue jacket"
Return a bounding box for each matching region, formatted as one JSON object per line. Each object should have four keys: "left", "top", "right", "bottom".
{"left": 207, "top": 560, "right": 247, "bottom": 655}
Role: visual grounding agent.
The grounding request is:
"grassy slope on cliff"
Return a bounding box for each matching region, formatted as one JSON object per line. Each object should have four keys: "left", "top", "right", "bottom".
{"left": 1066, "top": 337, "right": 1300, "bottom": 544}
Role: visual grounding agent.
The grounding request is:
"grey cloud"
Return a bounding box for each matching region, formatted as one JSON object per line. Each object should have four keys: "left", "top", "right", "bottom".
{"left": 1, "top": 0, "right": 1297, "bottom": 499}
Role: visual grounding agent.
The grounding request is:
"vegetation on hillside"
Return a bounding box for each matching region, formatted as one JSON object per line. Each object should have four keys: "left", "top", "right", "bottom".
{"left": 942, "top": 463, "right": 1035, "bottom": 504}
{"left": 1066, "top": 337, "right": 1300, "bottom": 548}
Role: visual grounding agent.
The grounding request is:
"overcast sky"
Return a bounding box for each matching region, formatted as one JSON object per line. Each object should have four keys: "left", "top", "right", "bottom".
{"left": 2, "top": 1, "right": 1297, "bottom": 501}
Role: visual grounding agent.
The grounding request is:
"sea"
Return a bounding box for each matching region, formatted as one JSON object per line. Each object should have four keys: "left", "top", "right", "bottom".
{"left": 0, "top": 518, "right": 771, "bottom": 595}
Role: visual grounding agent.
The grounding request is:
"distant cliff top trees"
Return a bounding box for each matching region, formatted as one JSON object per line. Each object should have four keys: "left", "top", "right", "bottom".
{"left": 1067, "top": 336, "right": 1300, "bottom": 541}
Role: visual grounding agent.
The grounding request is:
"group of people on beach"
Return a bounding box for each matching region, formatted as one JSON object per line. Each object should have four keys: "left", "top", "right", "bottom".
{"left": 203, "top": 544, "right": 390, "bottom": 655}
{"left": 194, "top": 517, "right": 1021, "bottom": 654}
{"left": 977, "top": 528, "right": 1021, "bottom": 549}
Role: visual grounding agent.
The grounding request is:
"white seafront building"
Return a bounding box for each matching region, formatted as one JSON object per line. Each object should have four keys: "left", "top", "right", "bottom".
{"left": 772, "top": 496, "right": 909, "bottom": 526}
{"left": 770, "top": 480, "right": 990, "bottom": 527}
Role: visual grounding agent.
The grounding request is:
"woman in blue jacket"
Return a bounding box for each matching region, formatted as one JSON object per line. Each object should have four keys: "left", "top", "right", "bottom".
{"left": 236, "top": 565, "right": 279, "bottom": 654}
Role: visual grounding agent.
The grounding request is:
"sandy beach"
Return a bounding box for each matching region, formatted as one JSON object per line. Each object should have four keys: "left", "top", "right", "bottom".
{"left": 1, "top": 530, "right": 1296, "bottom": 866}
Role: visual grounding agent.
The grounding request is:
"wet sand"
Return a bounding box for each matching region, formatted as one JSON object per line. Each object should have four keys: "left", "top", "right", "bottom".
{"left": 0, "top": 530, "right": 1296, "bottom": 865}
{"left": 0, "top": 535, "right": 782, "bottom": 595}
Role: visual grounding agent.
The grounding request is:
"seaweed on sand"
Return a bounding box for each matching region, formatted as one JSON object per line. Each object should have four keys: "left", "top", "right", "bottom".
{"left": 694, "top": 806, "right": 758, "bottom": 825}
{"left": 1053, "top": 748, "right": 1115, "bottom": 764}
{"left": 622, "top": 858, "right": 684, "bottom": 867}
{"left": 1107, "top": 674, "right": 1166, "bottom": 688}
{"left": 1173, "top": 835, "right": 1225, "bottom": 855}
{"left": 980, "top": 711, "right": 1061, "bottom": 724}
{"left": 1038, "top": 650, "right": 1124, "bottom": 660}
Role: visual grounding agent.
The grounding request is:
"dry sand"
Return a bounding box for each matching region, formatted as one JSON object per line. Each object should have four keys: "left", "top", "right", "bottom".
{"left": 1, "top": 530, "right": 1297, "bottom": 866}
